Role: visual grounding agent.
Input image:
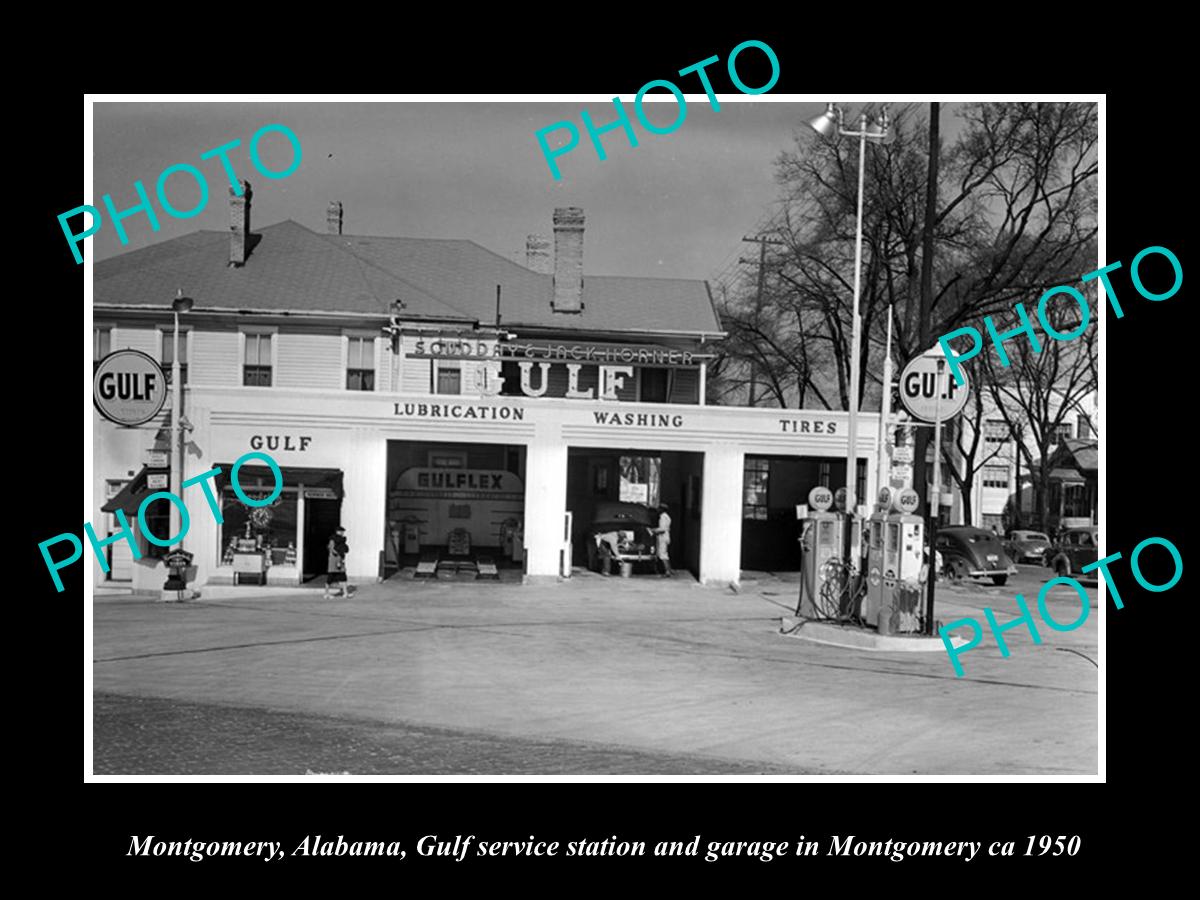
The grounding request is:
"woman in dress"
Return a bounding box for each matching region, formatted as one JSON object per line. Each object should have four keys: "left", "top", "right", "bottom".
{"left": 325, "top": 526, "right": 349, "bottom": 598}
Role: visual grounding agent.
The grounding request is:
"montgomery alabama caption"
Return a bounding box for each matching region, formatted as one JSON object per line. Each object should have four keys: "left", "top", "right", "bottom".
{"left": 127, "top": 833, "right": 1081, "bottom": 863}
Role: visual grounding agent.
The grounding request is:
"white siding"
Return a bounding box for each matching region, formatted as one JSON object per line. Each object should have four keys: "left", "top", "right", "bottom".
{"left": 376, "top": 337, "right": 392, "bottom": 392}
{"left": 461, "top": 360, "right": 487, "bottom": 396}
{"left": 112, "top": 327, "right": 158, "bottom": 358}
{"left": 276, "top": 333, "right": 343, "bottom": 389}
{"left": 401, "top": 335, "right": 432, "bottom": 394}
{"left": 191, "top": 330, "right": 241, "bottom": 387}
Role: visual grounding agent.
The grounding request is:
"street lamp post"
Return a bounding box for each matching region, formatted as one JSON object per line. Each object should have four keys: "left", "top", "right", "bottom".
{"left": 875, "top": 303, "right": 895, "bottom": 497}
{"left": 170, "top": 289, "right": 194, "bottom": 549}
{"left": 807, "top": 103, "right": 890, "bottom": 541}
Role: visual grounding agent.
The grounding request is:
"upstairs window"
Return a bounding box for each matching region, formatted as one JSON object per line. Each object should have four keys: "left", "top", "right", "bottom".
{"left": 94, "top": 327, "right": 112, "bottom": 364}
{"left": 500, "top": 360, "right": 525, "bottom": 396}
{"left": 347, "top": 337, "right": 375, "bottom": 391}
{"left": 984, "top": 419, "right": 1009, "bottom": 444}
{"left": 1077, "top": 414, "right": 1093, "bottom": 440}
{"left": 640, "top": 368, "right": 669, "bottom": 403}
{"left": 983, "top": 465, "right": 1009, "bottom": 489}
{"left": 1052, "top": 422, "right": 1073, "bottom": 445}
{"left": 161, "top": 330, "right": 189, "bottom": 386}
{"left": 435, "top": 362, "right": 461, "bottom": 395}
{"left": 243, "top": 333, "right": 273, "bottom": 387}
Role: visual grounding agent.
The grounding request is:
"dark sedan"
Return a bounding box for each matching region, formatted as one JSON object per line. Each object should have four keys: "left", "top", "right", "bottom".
{"left": 1004, "top": 529, "right": 1052, "bottom": 564}
{"left": 1044, "top": 527, "right": 1098, "bottom": 578}
{"left": 936, "top": 526, "right": 1018, "bottom": 586}
{"left": 583, "top": 501, "right": 658, "bottom": 574}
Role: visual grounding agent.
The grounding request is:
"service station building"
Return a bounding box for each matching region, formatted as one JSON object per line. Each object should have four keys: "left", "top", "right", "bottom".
{"left": 92, "top": 196, "right": 877, "bottom": 591}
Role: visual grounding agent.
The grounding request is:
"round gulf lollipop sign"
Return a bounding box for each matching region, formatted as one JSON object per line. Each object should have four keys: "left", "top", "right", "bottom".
{"left": 900, "top": 349, "right": 970, "bottom": 422}
{"left": 93, "top": 350, "right": 168, "bottom": 426}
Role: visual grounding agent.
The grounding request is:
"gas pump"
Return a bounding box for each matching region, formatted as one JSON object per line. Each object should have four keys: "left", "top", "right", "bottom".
{"left": 401, "top": 518, "right": 421, "bottom": 555}
{"left": 511, "top": 518, "right": 524, "bottom": 563}
{"left": 797, "top": 486, "right": 846, "bottom": 618}
{"left": 863, "top": 488, "right": 892, "bottom": 626}
{"left": 500, "top": 518, "right": 518, "bottom": 557}
{"left": 878, "top": 487, "right": 925, "bottom": 634}
{"left": 833, "top": 486, "right": 865, "bottom": 572}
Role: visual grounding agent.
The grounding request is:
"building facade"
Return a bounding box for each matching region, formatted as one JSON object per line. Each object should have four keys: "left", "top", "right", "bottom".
{"left": 957, "top": 393, "right": 1098, "bottom": 532}
{"left": 93, "top": 193, "right": 879, "bottom": 591}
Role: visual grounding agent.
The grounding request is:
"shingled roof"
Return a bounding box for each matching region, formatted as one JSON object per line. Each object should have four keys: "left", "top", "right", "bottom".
{"left": 94, "top": 220, "right": 723, "bottom": 336}
{"left": 94, "top": 221, "right": 470, "bottom": 321}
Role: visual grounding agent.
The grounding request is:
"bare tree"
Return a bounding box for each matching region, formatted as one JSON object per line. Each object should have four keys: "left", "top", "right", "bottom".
{"left": 711, "top": 101, "right": 1098, "bottom": 523}
{"left": 974, "top": 301, "right": 1098, "bottom": 532}
{"left": 943, "top": 379, "right": 1008, "bottom": 526}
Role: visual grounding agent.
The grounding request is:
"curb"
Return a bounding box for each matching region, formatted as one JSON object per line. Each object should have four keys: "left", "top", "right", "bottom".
{"left": 779, "top": 617, "right": 966, "bottom": 652}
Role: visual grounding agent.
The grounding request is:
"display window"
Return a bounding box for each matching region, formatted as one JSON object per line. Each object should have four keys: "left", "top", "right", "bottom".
{"left": 219, "top": 487, "right": 299, "bottom": 568}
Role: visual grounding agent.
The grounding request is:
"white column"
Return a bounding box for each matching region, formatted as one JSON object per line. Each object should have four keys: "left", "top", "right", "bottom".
{"left": 344, "top": 430, "right": 387, "bottom": 581}
{"left": 524, "top": 437, "right": 568, "bottom": 580}
{"left": 699, "top": 445, "right": 744, "bottom": 586}
{"left": 187, "top": 405, "right": 216, "bottom": 587}
{"left": 295, "top": 488, "right": 306, "bottom": 585}
{"left": 862, "top": 414, "right": 880, "bottom": 512}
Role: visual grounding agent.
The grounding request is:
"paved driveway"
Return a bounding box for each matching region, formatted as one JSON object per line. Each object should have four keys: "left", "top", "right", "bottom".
{"left": 91, "top": 565, "right": 1098, "bottom": 775}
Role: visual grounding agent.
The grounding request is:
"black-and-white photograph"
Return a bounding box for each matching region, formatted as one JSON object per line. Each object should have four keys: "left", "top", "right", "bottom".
{"left": 84, "top": 97, "right": 1102, "bottom": 777}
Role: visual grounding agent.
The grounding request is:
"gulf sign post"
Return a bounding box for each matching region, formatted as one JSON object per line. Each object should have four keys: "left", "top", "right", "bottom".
{"left": 898, "top": 348, "right": 969, "bottom": 636}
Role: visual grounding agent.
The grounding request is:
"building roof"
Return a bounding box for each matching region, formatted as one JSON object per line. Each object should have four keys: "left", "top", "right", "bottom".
{"left": 1040, "top": 438, "right": 1098, "bottom": 483}
{"left": 95, "top": 220, "right": 722, "bottom": 336}
{"left": 1050, "top": 438, "right": 1098, "bottom": 475}
{"left": 94, "top": 221, "right": 473, "bottom": 322}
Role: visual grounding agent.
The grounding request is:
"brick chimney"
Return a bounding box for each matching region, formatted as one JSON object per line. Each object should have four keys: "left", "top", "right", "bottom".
{"left": 229, "top": 180, "right": 252, "bottom": 267}
{"left": 552, "top": 207, "right": 584, "bottom": 313}
{"left": 525, "top": 234, "right": 552, "bottom": 274}
{"left": 327, "top": 201, "right": 343, "bottom": 235}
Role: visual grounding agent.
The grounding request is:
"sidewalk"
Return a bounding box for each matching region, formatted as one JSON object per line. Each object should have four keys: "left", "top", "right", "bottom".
{"left": 91, "top": 568, "right": 1098, "bottom": 775}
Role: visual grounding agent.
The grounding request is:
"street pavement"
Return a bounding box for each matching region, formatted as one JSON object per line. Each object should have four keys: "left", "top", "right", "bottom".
{"left": 91, "top": 564, "right": 1099, "bottom": 775}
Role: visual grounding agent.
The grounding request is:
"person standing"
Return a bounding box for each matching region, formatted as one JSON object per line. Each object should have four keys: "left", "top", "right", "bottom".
{"left": 652, "top": 504, "right": 673, "bottom": 578}
{"left": 325, "top": 526, "right": 349, "bottom": 599}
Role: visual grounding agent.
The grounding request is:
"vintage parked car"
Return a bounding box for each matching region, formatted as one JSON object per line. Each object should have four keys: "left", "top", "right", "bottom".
{"left": 1004, "top": 529, "right": 1053, "bottom": 564}
{"left": 1043, "top": 527, "right": 1099, "bottom": 577}
{"left": 583, "top": 501, "right": 658, "bottom": 574}
{"left": 935, "top": 526, "right": 1018, "bottom": 586}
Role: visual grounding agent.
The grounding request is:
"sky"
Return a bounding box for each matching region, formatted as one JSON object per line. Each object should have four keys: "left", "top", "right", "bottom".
{"left": 90, "top": 99, "right": 961, "bottom": 283}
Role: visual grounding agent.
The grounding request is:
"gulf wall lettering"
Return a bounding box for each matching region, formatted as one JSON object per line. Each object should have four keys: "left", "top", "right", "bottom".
{"left": 939, "top": 534, "right": 1183, "bottom": 677}
{"left": 38, "top": 451, "right": 284, "bottom": 592}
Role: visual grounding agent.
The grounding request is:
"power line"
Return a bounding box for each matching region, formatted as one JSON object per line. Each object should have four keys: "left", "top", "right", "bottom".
{"left": 706, "top": 204, "right": 785, "bottom": 284}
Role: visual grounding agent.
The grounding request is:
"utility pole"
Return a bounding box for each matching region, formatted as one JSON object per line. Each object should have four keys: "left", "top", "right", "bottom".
{"left": 741, "top": 233, "right": 785, "bottom": 407}
{"left": 914, "top": 102, "right": 941, "bottom": 532}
